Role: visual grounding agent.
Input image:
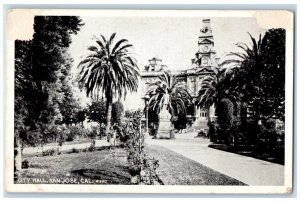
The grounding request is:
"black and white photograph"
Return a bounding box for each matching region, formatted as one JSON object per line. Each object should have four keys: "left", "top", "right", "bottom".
{"left": 5, "top": 9, "right": 294, "bottom": 193}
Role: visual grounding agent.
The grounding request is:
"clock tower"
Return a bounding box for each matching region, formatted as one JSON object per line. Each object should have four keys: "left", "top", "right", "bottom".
{"left": 188, "top": 18, "right": 218, "bottom": 129}
{"left": 195, "top": 18, "right": 217, "bottom": 68}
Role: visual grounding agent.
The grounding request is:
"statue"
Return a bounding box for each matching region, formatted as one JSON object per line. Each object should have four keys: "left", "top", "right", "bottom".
{"left": 156, "top": 93, "right": 174, "bottom": 139}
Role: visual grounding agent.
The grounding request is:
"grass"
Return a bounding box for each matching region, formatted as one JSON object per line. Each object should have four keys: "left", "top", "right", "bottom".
{"left": 17, "top": 147, "right": 131, "bottom": 184}
{"left": 145, "top": 145, "right": 247, "bottom": 185}
{"left": 17, "top": 143, "right": 247, "bottom": 185}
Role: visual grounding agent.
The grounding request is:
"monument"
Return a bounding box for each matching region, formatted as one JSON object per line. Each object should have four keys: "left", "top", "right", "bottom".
{"left": 156, "top": 94, "right": 174, "bottom": 139}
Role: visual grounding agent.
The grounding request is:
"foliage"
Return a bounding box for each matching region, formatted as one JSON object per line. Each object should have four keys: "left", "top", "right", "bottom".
{"left": 42, "top": 148, "right": 60, "bottom": 156}
{"left": 207, "top": 121, "right": 219, "bottom": 143}
{"left": 217, "top": 98, "right": 234, "bottom": 132}
{"left": 14, "top": 16, "right": 83, "bottom": 154}
{"left": 57, "top": 126, "right": 70, "bottom": 146}
{"left": 119, "top": 109, "right": 161, "bottom": 184}
{"left": 76, "top": 110, "right": 86, "bottom": 125}
{"left": 146, "top": 71, "right": 193, "bottom": 120}
{"left": 123, "top": 111, "right": 144, "bottom": 174}
{"left": 85, "top": 124, "right": 106, "bottom": 141}
{"left": 68, "top": 125, "right": 87, "bottom": 139}
{"left": 85, "top": 99, "right": 107, "bottom": 125}
{"left": 173, "top": 114, "right": 188, "bottom": 130}
{"left": 66, "top": 125, "right": 85, "bottom": 142}
{"left": 125, "top": 109, "right": 143, "bottom": 119}
{"left": 112, "top": 101, "right": 124, "bottom": 125}
{"left": 140, "top": 158, "right": 160, "bottom": 185}
{"left": 196, "top": 68, "right": 235, "bottom": 108}
{"left": 78, "top": 33, "right": 140, "bottom": 136}
{"left": 71, "top": 148, "right": 80, "bottom": 153}
{"left": 221, "top": 29, "right": 285, "bottom": 121}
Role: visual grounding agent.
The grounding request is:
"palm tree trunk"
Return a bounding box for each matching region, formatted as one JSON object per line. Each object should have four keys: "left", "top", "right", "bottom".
{"left": 106, "top": 101, "right": 113, "bottom": 138}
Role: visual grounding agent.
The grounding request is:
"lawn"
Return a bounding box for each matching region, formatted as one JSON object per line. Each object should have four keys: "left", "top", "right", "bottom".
{"left": 17, "top": 144, "right": 246, "bottom": 185}
{"left": 145, "top": 145, "right": 247, "bottom": 185}
{"left": 16, "top": 147, "right": 131, "bottom": 185}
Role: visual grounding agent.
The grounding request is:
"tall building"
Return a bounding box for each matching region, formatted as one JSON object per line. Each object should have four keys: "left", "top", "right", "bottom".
{"left": 140, "top": 18, "right": 219, "bottom": 129}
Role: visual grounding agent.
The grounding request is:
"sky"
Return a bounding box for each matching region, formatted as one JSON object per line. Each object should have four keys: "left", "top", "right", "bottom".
{"left": 68, "top": 16, "right": 267, "bottom": 109}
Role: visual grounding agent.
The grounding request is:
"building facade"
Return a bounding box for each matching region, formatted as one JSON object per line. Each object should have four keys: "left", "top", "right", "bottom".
{"left": 140, "top": 19, "right": 219, "bottom": 129}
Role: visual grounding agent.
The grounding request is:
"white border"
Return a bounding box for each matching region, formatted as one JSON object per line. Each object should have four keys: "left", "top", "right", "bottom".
{"left": 4, "top": 9, "right": 294, "bottom": 194}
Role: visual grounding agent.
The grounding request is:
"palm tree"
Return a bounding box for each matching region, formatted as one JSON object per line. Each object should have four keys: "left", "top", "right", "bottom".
{"left": 195, "top": 66, "right": 238, "bottom": 110}
{"left": 146, "top": 71, "right": 193, "bottom": 121}
{"left": 78, "top": 33, "right": 140, "bottom": 136}
{"left": 196, "top": 67, "right": 240, "bottom": 143}
{"left": 219, "top": 33, "right": 266, "bottom": 121}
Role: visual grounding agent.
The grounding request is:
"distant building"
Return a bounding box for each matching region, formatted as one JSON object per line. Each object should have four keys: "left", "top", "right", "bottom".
{"left": 140, "top": 18, "right": 219, "bottom": 129}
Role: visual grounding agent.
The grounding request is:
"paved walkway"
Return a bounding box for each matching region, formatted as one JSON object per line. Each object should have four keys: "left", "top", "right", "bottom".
{"left": 146, "top": 132, "right": 284, "bottom": 186}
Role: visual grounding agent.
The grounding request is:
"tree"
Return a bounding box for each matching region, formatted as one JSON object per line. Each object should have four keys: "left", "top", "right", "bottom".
{"left": 195, "top": 67, "right": 239, "bottom": 114}
{"left": 76, "top": 110, "right": 86, "bottom": 125}
{"left": 112, "top": 101, "right": 124, "bottom": 125}
{"left": 14, "top": 16, "right": 83, "bottom": 175}
{"left": 220, "top": 29, "right": 285, "bottom": 121}
{"left": 195, "top": 67, "right": 239, "bottom": 142}
{"left": 146, "top": 71, "right": 193, "bottom": 121}
{"left": 85, "top": 99, "right": 107, "bottom": 125}
{"left": 78, "top": 33, "right": 140, "bottom": 136}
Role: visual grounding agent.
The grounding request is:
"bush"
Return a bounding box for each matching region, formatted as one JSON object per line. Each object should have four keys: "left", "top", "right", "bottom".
{"left": 172, "top": 115, "right": 188, "bottom": 130}
{"left": 123, "top": 109, "right": 161, "bottom": 184}
{"left": 112, "top": 101, "right": 124, "bottom": 125}
{"left": 148, "top": 122, "right": 159, "bottom": 137}
{"left": 71, "top": 148, "right": 80, "bottom": 153}
{"left": 86, "top": 126, "right": 101, "bottom": 140}
{"left": 22, "top": 160, "right": 30, "bottom": 169}
{"left": 262, "top": 119, "right": 276, "bottom": 130}
{"left": 42, "top": 148, "right": 60, "bottom": 156}
{"left": 216, "top": 99, "right": 234, "bottom": 143}
{"left": 257, "top": 128, "right": 285, "bottom": 152}
{"left": 140, "top": 157, "right": 160, "bottom": 185}
{"left": 85, "top": 99, "right": 107, "bottom": 125}
{"left": 208, "top": 121, "right": 220, "bottom": 143}
{"left": 88, "top": 140, "right": 96, "bottom": 152}
{"left": 68, "top": 125, "right": 86, "bottom": 141}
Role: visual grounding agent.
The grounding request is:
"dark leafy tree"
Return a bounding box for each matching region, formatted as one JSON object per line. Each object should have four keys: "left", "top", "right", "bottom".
{"left": 14, "top": 16, "right": 83, "bottom": 175}
{"left": 85, "top": 99, "right": 107, "bottom": 125}
{"left": 76, "top": 110, "right": 86, "bottom": 125}
{"left": 221, "top": 29, "right": 285, "bottom": 121}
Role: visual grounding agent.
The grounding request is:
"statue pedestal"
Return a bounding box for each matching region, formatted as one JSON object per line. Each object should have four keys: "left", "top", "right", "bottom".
{"left": 157, "top": 107, "right": 173, "bottom": 139}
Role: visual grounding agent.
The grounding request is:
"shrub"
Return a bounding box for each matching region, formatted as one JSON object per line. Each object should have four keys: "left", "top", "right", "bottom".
{"left": 86, "top": 99, "right": 106, "bottom": 125}
{"left": 57, "top": 125, "right": 71, "bottom": 146}
{"left": 21, "top": 160, "right": 30, "bottom": 169}
{"left": 68, "top": 125, "right": 86, "bottom": 141}
{"left": 207, "top": 121, "right": 219, "bottom": 143}
{"left": 140, "top": 157, "right": 160, "bottom": 185}
{"left": 88, "top": 140, "right": 96, "bottom": 152}
{"left": 257, "top": 128, "right": 285, "bottom": 152}
{"left": 86, "top": 126, "right": 100, "bottom": 141}
{"left": 263, "top": 119, "right": 276, "bottom": 130}
{"left": 71, "top": 148, "right": 80, "bottom": 153}
{"left": 216, "top": 98, "right": 234, "bottom": 134}
{"left": 123, "top": 109, "right": 161, "bottom": 184}
{"left": 112, "top": 101, "right": 124, "bottom": 125}
{"left": 148, "top": 122, "right": 159, "bottom": 137}
{"left": 42, "top": 148, "right": 60, "bottom": 156}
